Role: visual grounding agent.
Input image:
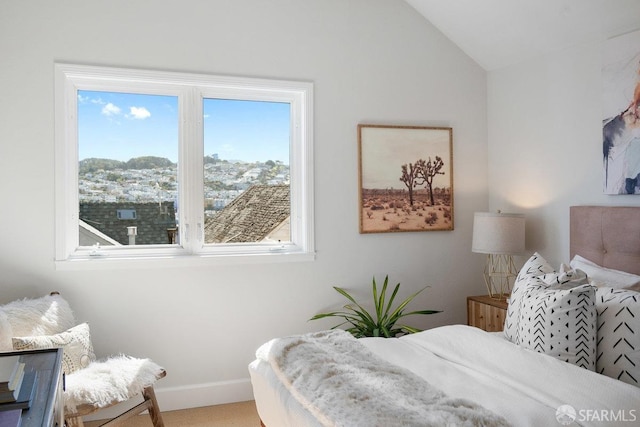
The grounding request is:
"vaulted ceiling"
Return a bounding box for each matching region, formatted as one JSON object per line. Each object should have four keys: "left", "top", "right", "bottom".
{"left": 405, "top": 0, "right": 640, "bottom": 71}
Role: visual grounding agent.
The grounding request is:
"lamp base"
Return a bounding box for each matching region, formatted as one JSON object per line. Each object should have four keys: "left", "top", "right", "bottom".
{"left": 483, "top": 254, "right": 517, "bottom": 300}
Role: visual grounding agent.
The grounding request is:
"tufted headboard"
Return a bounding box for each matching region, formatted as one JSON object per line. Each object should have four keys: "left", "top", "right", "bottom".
{"left": 570, "top": 206, "right": 640, "bottom": 275}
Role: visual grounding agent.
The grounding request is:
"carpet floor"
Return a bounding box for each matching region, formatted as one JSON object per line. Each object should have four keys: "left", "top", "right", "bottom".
{"left": 84, "top": 400, "right": 261, "bottom": 427}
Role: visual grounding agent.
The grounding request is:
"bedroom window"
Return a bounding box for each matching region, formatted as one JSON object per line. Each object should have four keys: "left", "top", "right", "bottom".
{"left": 55, "top": 64, "right": 314, "bottom": 266}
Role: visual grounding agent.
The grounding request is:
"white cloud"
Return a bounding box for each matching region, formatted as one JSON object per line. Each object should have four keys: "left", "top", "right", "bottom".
{"left": 78, "top": 94, "right": 106, "bottom": 105}
{"left": 102, "top": 103, "right": 121, "bottom": 116}
{"left": 129, "top": 106, "right": 151, "bottom": 120}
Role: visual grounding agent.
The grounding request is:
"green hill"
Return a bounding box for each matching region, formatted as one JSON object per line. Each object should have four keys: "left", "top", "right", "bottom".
{"left": 79, "top": 156, "right": 175, "bottom": 173}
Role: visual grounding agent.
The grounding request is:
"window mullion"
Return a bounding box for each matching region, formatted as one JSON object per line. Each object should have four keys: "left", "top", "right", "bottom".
{"left": 179, "top": 87, "right": 205, "bottom": 252}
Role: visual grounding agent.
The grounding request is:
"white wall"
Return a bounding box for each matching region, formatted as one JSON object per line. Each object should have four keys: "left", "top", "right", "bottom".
{"left": 488, "top": 34, "right": 640, "bottom": 268}
{"left": 0, "top": 0, "right": 488, "bottom": 412}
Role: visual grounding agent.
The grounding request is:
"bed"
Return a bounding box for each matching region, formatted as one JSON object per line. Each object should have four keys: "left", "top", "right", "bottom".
{"left": 249, "top": 206, "right": 640, "bottom": 426}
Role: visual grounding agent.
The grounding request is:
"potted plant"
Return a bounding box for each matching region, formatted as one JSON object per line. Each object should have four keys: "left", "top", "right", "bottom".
{"left": 310, "top": 275, "right": 441, "bottom": 338}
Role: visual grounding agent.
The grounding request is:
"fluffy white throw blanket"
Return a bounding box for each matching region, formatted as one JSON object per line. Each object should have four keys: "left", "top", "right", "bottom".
{"left": 257, "top": 330, "right": 510, "bottom": 427}
{"left": 64, "top": 355, "right": 164, "bottom": 416}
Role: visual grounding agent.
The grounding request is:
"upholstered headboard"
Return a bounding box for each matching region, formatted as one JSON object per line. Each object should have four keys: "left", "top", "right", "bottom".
{"left": 570, "top": 206, "right": 640, "bottom": 275}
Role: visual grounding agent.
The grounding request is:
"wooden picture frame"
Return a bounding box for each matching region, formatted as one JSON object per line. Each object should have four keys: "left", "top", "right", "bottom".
{"left": 358, "top": 124, "right": 453, "bottom": 233}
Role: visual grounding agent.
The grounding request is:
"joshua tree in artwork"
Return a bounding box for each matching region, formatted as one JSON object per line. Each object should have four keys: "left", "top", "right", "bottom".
{"left": 416, "top": 156, "right": 445, "bottom": 206}
{"left": 399, "top": 162, "right": 425, "bottom": 206}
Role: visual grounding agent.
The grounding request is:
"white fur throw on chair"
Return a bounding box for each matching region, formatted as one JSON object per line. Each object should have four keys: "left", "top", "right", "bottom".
{"left": 64, "top": 354, "right": 166, "bottom": 416}
{"left": 0, "top": 293, "right": 76, "bottom": 351}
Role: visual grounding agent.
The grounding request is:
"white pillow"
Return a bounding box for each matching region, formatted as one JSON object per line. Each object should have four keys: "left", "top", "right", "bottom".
{"left": 503, "top": 252, "right": 555, "bottom": 343}
{"left": 570, "top": 255, "right": 640, "bottom": 289}
{"left": 1, "top": 293, "right": 76, "bottom": 338}
{"left": 12, "top": 323, "right": 96, "bottom": 375}
{"left": 517, "top": 279, "right": 597, "bottom": 370}
{"left": 595, "top": 287, "right": 640, "bottom": 387}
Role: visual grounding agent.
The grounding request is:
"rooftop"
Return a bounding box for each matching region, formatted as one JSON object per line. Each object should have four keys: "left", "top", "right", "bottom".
{"left": 204, "top": 185, "right": 290, "bottom": 243}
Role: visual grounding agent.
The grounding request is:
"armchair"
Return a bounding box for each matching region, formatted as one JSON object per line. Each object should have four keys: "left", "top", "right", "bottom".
{"left": 0, "top": 292, "right": 166, "bottom": 427}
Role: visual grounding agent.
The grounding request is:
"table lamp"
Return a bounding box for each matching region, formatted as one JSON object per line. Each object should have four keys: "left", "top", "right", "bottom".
{"left": 472, "top": 211, "right": 525, "bottom": 299}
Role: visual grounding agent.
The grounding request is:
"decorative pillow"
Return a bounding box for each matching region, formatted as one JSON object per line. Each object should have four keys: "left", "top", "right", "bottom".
{"left": 503, "top": 252, "right": 555, "bottom": 342}
{"left": 595, "top": 287, "right": 640, "bottom": 387}
{"left": 517, "top": 279, "right": 597, "bottom": 370}
{"left": 538, "top": 264, "right": 588, "bottom": 289}
{"left": 1, "top": 293, "right": 76, "bottom": 338}
{"left": 12, "top": 323, "right": 96, "bottom": 375}
{"left": 570, "top": 255, "right": 640, "bottom": 289}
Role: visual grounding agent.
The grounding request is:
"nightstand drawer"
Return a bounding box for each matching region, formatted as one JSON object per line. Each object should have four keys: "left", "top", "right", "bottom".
{"left": 467, "top": 295, "right": 508, "bottom": 332}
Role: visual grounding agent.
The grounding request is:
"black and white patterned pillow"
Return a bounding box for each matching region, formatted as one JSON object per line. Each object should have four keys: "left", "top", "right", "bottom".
{"left": 504, "top": 252, "right": 554, "bottom": 342}
{"left": 538, "top": 264, "right": 588, "bottom": 289}
{"left": 517, "top": 280, "right": 597, "bottom": 370}
{"left": 595, "top": 287, "right": 640, "bottom": 387}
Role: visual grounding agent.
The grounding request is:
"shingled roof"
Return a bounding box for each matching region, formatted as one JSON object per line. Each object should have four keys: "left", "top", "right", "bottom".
{"left": 79, "top": 202, "right": 177, "bottom": 245}
{"left": 204, "top": 184, "right": 290, "bottom": 243}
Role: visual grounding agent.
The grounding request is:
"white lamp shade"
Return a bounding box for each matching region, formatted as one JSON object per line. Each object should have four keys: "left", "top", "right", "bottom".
{"left": 472, "top": 212, "right": 525, "bottom": 255}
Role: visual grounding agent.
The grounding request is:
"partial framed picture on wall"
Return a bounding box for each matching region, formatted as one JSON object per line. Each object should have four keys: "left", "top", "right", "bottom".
{"left": 602, "top": 29, "right": 640, "bottom": 194}
{"left": 358, "top": 124, "right": 453, "bottom": 233}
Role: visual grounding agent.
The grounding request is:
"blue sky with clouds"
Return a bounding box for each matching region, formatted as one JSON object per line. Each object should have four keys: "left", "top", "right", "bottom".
{"left": 78, "top": 90, "right": 290, "bottom": 164}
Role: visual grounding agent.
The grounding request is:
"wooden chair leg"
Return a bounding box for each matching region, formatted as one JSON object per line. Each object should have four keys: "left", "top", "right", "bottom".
{"left": 65, "top": 415, "right": 85, "bottom": 427}
{"left": 64, "top": 386, "right": 164, "bottom": 427}
{"left": 142, "top": 385, "right": 164, "bottom": 427}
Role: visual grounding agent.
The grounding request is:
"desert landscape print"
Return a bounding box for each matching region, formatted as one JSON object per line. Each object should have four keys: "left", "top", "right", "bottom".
{"left": 358, "top": 125, "right": 453, "bottom": 233}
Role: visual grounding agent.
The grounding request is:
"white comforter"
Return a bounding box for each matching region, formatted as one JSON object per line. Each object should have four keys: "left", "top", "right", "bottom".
{"left": 256, "top": 328, "right": 509, "bottom": 427}
{"left": 249, "top": 325, "right": 640, "bottom": 427}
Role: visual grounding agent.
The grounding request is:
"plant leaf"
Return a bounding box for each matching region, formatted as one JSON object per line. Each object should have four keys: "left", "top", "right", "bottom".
{"left": 380, "top": 282, "right": 401, "bottom": 325}
{"left": 401, "top": 309, "right": 442, "bottom": 316}
{"left": 333, "top": 286, "right": 358, "bottom": 305}
{"left": 398, "top": 324, "right": 423, "bottom": 334}
{"left": 375, "top": 275, "right": 389, "bottom": 323}
{"left": 387, "top": 286, "right": 429, "bottom": 323}
{"left": 343, "top": 304, "right": 376, "bottom": 326}
{"left": 372, "top": 276, "right": 379, "bottom": 320}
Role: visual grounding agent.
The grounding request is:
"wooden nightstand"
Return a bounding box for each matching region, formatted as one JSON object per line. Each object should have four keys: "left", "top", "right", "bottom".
{"left": 467, "top": 295, "right": 509, "bottom": 332}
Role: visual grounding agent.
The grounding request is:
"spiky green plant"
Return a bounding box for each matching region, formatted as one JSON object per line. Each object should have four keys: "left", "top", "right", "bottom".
{"left": 310, "top": 275, "right": 441, "bottom": 338}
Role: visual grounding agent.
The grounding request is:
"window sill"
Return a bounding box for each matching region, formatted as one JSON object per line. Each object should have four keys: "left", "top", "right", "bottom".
{"left": 54, "top": 251, "right": 316, "bottom": 271}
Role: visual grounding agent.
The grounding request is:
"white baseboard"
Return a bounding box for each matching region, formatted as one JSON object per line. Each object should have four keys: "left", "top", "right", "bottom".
{"left": 83, "top": 378, "right": 254, "bottom": 421}
{"left": 157, "top": 378, "right": 254, "bottom": 411}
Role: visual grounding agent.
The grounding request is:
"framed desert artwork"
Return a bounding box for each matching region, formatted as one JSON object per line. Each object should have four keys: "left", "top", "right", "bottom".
{"left": 358, "top": 124, "right": 453, "bottom": 234}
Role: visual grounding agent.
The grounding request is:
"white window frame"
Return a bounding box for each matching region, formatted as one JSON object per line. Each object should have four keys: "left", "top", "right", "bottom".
{"left": 54, "top": 63, "right": 314, "bottom": 268}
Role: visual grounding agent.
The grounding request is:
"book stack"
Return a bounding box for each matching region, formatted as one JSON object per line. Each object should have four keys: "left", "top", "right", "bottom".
{"left": 0, "top": 408, "right": 21, "bottom": 427}
{"left": 0, "top": 356, "right": 24, "bottom": 405}
{"left": 0, "top": 355, "right": 38, "bottom": 427}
